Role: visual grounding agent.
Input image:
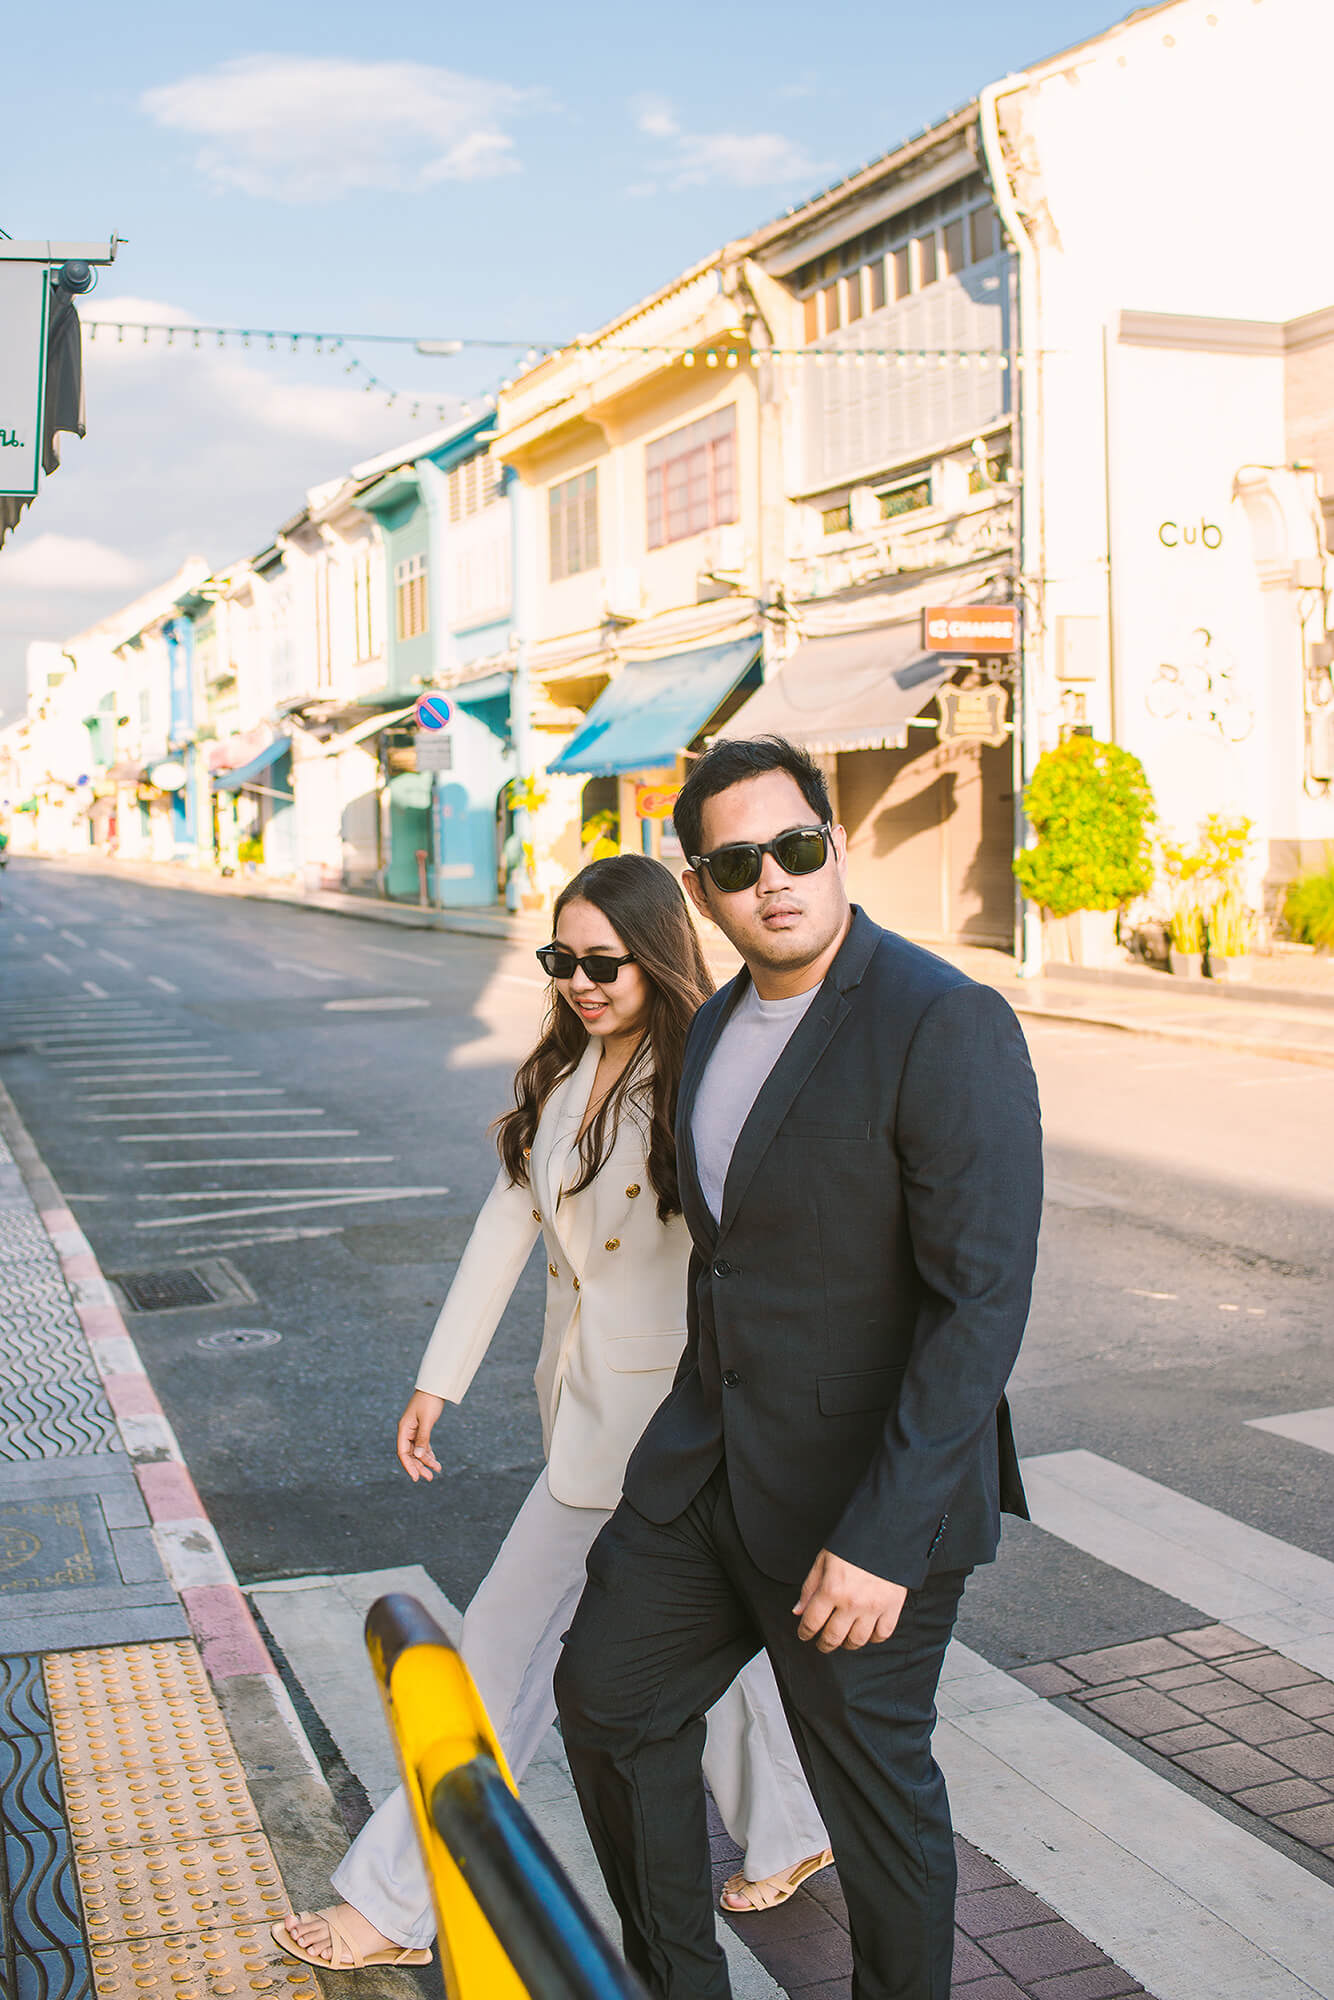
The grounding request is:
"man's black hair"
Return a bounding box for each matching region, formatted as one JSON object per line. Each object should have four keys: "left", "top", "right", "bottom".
{"left": 674, "top": 735, "right": 832, "bottom": 864}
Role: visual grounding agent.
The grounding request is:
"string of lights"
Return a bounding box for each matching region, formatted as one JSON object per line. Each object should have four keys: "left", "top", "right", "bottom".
{"left": 78, "top": 316, "right": 1021, "bottom": 426}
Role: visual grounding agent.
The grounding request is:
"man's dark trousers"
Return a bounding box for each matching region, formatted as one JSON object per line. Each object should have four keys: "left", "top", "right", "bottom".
{"left": 556, "top": 1468, "right": 968, "bottom": 2000}
{"left": 556, "top": 913, "right": 1042, "bottom": 2000}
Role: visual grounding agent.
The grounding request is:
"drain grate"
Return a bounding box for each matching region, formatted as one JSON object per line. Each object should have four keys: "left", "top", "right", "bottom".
{"left": 113, "top": 1268, "right": 221, "bottom": 1312}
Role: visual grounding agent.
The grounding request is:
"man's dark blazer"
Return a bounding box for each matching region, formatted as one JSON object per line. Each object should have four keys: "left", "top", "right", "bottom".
{"left": 623, "top": 907, "right": 1043, "bottom": 1591}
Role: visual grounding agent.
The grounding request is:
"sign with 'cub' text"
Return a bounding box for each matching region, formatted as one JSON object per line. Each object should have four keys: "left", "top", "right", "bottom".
{"left": 0, "top": 266, "right": 49, "bottom": 501}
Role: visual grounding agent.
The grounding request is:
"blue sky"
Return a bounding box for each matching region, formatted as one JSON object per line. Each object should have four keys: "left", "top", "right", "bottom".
{"left": 1, "top": 0, "right": 1125, "bottom": 718}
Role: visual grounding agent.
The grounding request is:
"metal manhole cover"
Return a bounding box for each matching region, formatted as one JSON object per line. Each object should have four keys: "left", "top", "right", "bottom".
{"left": 195, "top": 1328, "right": 282, "bottom": 1352}
{"left": 114, "top": 1269, "right": 220, "bottom": 1312}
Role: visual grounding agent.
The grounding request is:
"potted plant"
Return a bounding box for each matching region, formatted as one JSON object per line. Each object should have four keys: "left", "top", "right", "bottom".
{"left": 505, "top": 775, "right": 550, "bottom": 912}
{"left": 1206, "top": 885, "right": 1254, "bottom": 980}
{"left": 1166, "top": 896, "right": 1206, "bottom": 978}
{"left": 1281, "top": 847, "right": 1334, "bottom": 950}
{"left": 1013, "top": 738, "right": 1156, "bottom": 964}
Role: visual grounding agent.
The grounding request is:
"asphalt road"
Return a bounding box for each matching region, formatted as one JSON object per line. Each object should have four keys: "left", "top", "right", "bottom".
{"left": 2, "top": 854, "right": 1331, "bottom": 1676}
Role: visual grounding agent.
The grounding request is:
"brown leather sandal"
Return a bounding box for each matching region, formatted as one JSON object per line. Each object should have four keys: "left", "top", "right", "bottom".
{"left": 271, "top": 1909, "right": 432, "bottom": 1970}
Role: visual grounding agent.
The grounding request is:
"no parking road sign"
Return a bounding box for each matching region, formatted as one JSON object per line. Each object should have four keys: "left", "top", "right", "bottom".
{"left": 414, "top": 693, "right": 453, "bottom": 730}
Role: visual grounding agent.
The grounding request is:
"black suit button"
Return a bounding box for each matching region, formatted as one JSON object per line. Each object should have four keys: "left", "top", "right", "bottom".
{"left": 722, "top": 1370, "right": 741, "bottom": 1387}
{"left": 713, "top": 1258, "right": 732, "bottom": 1277}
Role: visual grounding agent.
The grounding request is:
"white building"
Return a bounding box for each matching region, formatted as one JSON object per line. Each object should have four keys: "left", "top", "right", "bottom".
{"left": 984, "top": 0, "right": 1334, "bottom": 924}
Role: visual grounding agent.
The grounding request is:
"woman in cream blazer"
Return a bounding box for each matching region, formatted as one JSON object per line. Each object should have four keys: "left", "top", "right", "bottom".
{"left": 276, "top": 857, "right": 829, "bottom": 1976}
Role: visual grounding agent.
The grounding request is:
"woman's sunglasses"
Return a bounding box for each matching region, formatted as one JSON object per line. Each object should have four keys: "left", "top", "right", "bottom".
{"left": 689, "top": 823, "right": 833, "bottom": 895}
{"left": 536, "top": 945, "right": 637, "bottom": 983}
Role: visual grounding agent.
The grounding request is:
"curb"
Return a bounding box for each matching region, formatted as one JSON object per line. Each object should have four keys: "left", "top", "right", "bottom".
{"left": 1005, "top": 996, "right": 1334, "bottom": 1069}
{"left": 0, "top": 1078, "right": 348, "bottom": 1922}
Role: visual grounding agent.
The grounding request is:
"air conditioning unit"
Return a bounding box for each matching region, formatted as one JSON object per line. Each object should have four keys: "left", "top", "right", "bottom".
{"left": 602, "top": 568, "right": 641, "bottom": 624}
{"left": 850, "top": 486, "right": 879, "bottom": 532}
{"left": 709, "top": 524, "right": 746, "bottom": 575}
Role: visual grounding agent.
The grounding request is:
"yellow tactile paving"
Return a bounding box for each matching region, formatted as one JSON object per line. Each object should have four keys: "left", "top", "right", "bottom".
{"left": 88, "top": 1925, "right": 320, "bottom": 2000}
{"left": 44, "top": 1646, "right": 317, "bottom": 2000}
{"left": 63, "top": 1766, "right": 260, "bottom": 1853}
{"left": 74, "top": 1834, "right": 289, "bottom": 1943}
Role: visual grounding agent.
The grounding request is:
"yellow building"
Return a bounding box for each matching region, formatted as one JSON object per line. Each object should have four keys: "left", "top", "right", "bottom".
{"left": 492, "top": 254, "right": 770, "bottom": 883}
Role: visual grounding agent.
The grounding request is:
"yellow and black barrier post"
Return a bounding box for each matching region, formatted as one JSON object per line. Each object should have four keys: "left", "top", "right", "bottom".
{"left": 365, "top": 1593, "right": 647, "bottom": 2000}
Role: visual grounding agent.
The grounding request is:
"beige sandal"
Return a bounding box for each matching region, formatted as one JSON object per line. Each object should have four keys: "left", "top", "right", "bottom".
{"left": 719, "top": 1847, "right": 834, "bottom": 1913}
{"left": 271, "top": 1908, "right": 433, "bottom": 1970}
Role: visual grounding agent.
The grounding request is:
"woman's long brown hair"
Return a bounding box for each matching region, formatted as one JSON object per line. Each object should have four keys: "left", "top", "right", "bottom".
{"left": 496, "top": 855, "right": 714, "bottom": 1219}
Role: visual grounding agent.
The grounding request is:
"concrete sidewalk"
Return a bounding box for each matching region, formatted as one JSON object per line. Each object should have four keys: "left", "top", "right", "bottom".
{"left": 19, "top": 850, "right": 1334, "bottom": 1069}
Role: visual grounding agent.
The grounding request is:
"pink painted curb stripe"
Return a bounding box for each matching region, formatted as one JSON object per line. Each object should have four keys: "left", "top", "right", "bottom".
{"left": 101, "top": 1372, "right": 164, "bottom": 1418}
{"left": 77, "top": 1303, "right": 131, "bottom": 1342}
{"left": 60, "top": 1251, "right": 102, "bottom": 1282}
{"left": 137, "top": 1458, "right": 207, "bottom": 1522}
{"left": 180, "top": 1584, "right": 273, "bottom": 1680}
{"left": 41, "top": 1206, "right": 79, "bottom": 1234}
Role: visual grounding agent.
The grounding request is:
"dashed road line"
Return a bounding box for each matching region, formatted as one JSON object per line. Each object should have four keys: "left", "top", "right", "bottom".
{"left": 59, "top": 929, "right": 88, "bottom": 947}
{"left": 118, "top": 1129, "right": 358, "bottom": 1143}
{"left": 135, "top": 1187, "right": 449, "bottom": 1229}
{"left": 81, "top": 980, "right": 109, "bottom": 997}
{"left": 1246, "top": 1405, "right": 1334, "bottom": 1456}
{"left": 41, "top": 952, "right": 71, "bottom": 972}
{"left": 139, "top": 1156, "right": 394, "bottom": 1170}
{"left": 146, "top": 974, "right": 180, "bottom": 993}
{"left": 98, "top": 949, "right": 134, "bottom": 969}
{"left": 77, "top": 1086, "right": 280, "bottom": 1102}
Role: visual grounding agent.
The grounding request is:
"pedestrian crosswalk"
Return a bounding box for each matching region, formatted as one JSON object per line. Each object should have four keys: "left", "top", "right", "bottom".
{"left": 250, "top": 1421, "right": 1334, "bottom": 2000}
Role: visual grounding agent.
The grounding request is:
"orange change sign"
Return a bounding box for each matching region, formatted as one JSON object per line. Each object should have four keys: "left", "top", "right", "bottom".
{"left": 635, "top": 786, "right": 681, "bottom": 822}
{"left": 922, "top": 605, "right": 1019, "bottom": 655}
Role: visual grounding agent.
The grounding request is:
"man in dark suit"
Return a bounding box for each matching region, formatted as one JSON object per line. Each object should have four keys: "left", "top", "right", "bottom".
{"left": 554, "top": 735, "right": 1043, "bottom": 2000}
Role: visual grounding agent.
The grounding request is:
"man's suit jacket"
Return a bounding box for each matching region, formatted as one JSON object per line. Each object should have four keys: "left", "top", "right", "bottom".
{"left": 416, "top": 1040, "right": 691, "bottom": 1509}
{"left": 623, "top": 908, "right": 1043, "bottom": 1590}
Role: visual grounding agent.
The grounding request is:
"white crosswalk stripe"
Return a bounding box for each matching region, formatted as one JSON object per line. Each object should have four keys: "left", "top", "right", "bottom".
{"left": 1022, "top": 1449, "right": 1334, "bottom": 1679}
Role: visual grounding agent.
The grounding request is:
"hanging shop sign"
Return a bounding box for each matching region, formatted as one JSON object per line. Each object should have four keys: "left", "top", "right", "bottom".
{"left": 0, "top": 264, "right": 48, "bottom": 501}
{"left": 147, "top": 760, "right": 187, "bottom": 792}
{"left": 922, "top": 605, "right": 1019, "bottom": 656}
{"left": 635, "top": 785, "right": 681, "bottom": 822}
{"left": 937, "top": 685, "right": 1012, "bottom": 748}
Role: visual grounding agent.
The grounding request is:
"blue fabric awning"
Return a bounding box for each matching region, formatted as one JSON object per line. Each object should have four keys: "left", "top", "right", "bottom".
{"left": 213, "top": 735, "right": 291, "bottom": 793}
{"left": 548, "top": 637, "right": 761, "bottom": 777}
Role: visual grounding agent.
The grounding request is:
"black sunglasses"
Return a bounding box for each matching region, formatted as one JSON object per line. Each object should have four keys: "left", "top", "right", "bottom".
{"left": 689, "top": 823, "right": 833, "bottom": 895}
{"left": 536, "top": 945, "right": 637, "bottom": 983}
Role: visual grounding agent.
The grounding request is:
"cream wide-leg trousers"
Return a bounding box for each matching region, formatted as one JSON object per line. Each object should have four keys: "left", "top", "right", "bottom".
{"left": 332, "top": 1469, "right": 829, "bottom": 1947}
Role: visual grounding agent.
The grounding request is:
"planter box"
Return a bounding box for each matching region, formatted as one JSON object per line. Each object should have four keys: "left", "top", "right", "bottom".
{"left": 1207, "top": 953, "right": 1251, "bottom": 982}
{"left": 1169, "top": 948, "right": 1204, "bottom": 979}
{"left": 1044, "top": 909, "right": 1122, "bottom": 968}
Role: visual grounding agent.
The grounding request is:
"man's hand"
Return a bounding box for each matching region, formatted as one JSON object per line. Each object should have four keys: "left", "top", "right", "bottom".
{"left": 794, "top": 1550, "right": 908, "bottom": 1652}
{"left": 396, "top": 1390, "right": 445, "bottom": 1482}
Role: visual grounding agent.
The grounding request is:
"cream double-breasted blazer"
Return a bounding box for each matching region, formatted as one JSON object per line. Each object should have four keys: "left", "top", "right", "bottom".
{"left": 415, "top": 1041, "right": 691, "bottom": 1508}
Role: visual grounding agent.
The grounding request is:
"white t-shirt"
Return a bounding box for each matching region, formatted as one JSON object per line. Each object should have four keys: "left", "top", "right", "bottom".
{"left": 692, "top": 982, "right": 821, "bottom": 1222}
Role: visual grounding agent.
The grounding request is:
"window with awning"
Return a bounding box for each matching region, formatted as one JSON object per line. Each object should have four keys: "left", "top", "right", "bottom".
{"left": 548, "top": 636, "right": 761, "bottom": 777}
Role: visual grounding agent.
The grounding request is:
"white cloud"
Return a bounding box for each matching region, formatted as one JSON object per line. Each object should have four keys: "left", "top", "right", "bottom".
{"left": 633, "top": 98, "right": 829, "bottom": 192}
{"left": 142, "top": 55, "right": 536, "bottom": 202}
{"left": 0, "top": 293, "right": 453, "bottom": 720}
{"left": 0, "top": 535, "right": 147, "bottom": 594}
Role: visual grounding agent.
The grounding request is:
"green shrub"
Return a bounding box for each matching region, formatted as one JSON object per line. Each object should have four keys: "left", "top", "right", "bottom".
{"left": 1283, "top": 850, "right": 1334, "bottom": 948}
{"left": 237, "top": 836, "right": 264, "bottom": 866}
{"left": 1013, "top": 738, "right": 1156, "bottom": 917}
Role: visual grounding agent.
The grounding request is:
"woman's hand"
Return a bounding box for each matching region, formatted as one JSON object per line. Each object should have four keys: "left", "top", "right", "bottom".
{"left": 397, "top": 1390, "right": 446, "bottom": 1482}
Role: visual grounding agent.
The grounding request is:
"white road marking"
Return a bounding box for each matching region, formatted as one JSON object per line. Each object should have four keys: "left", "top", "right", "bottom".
{"left": 1126, "top": 1288, "right": 1178, "bottom": 1299}
{"left": 140, "top": 1156, "right": 394, "bottom": 1170}
{"left": 118, "top": 1128, "right": 357, "bottom": 1143}
{"left": 77, "top": 1087, "right": 280, "bottom": 1102}
{"left": 135, "top": 1186, "right": 449, "bottom": 1228}
{"left": 41, "top": 952, "right": 71, "bottom": 973}
{"left": 248, "top": 1569, "right": 781, "bottom": 2000}
{"left": 81, "top": 981, "right": 109, "bottom": 998}
{"left": 98, "top": 949, "right": 134, "bottom": 969}
{"left": 137, "top": 1185, "right": 414, "bottom": 1202}
{"left": 31, "top": 914, "right": 52, "bottom": 926}
{"left": 1022, "top": 1449, "right": 1334, "bottom": 1679}
{"left": 364, "top": 944, "right": 434, "bottom": 964}
{"left": 56, "top": 1058, "right": 232, "bottom": 1071}
{"left": 59, "top": 930, "right": 88, "bottom": 948}
{"left": 323, "top": 996, "right": 429, "bottom": 1011}
{"left": 146, "top": 975, "right": 180, "bottom": 993}
{"left": 939, "top": 1643, "right": 1334, "bottom": 2000}
{"left": 67, "top": 1070, "right": 255, "bottom": 1085}
{"left": 1246, "top": 1406, "right": 1334, "bottom": 1456}
{"left": 170, "top": 1227, "right": 347, "bottom": 1253}
{"left": 270, "top": 957, "right": 349, "bottom": 982}
{"left": 88, "top": 1108, "right": 326, "bottom": 1121}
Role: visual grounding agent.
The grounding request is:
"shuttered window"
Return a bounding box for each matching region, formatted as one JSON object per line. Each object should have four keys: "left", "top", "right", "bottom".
{"left": 645, "top": 406, "right": 738, "bottom": 549}
{"left": 549, "top": 470, "right": 599, "bottom": 580}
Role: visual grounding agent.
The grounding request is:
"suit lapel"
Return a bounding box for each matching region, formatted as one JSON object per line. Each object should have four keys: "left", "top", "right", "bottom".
{"left": 717, "top": 908, "right": 883, "bottom": 1237}
{"left": 676, "top": 977, "right": 746, "bottom": 1251}
{"left": 534, "top": 1041, "right": 600, "bottom": 1257}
